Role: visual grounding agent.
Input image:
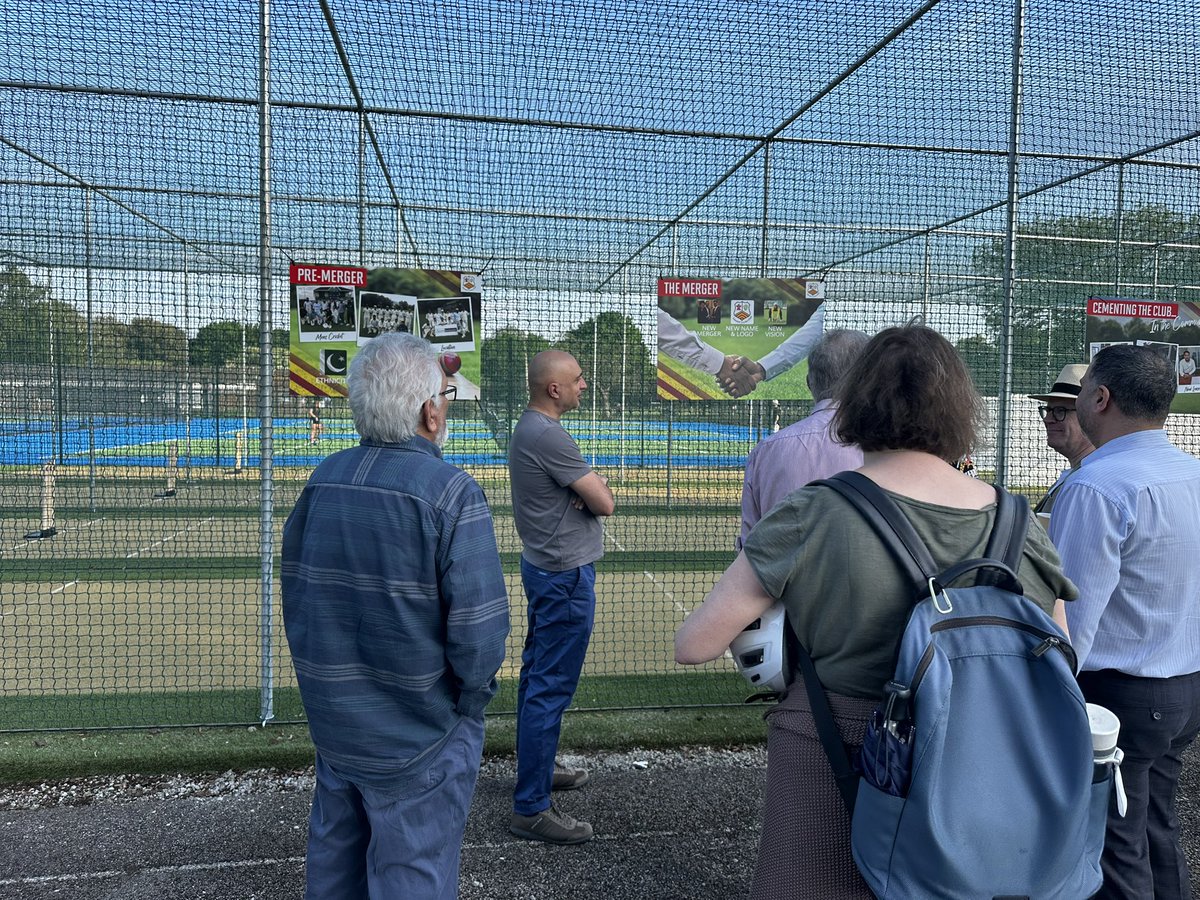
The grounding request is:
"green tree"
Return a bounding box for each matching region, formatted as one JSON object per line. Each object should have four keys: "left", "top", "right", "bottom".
{"left": 561, "top": 312, "right": 656, "bottom": 414}
{"left": 658, "top": 294, "right": 690, "bottom": 320}
{"left": 128, "top": 317, "right": 187, "bottom": 364}
{"left": 479, "top": 327, "right": 552, "bottom": 450}
{"left": 971, "top": 204, "right": 1200, "bottom": 391}
{"left": 955, "top": 335, "right": 1000, "bottom": 393}
{"left": 0, "top": 267, "right": 87, "bottom": 365}
{"left": 190, "top": 321, "right": 251, "bottom": 369}
{"left": 92, "top": 316, "right": 132, "bottom": 361}
{"left": 365, "top": 267, "right": 449, "bottom": 298}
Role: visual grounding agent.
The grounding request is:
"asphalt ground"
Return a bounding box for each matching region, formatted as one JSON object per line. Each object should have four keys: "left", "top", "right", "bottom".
{"left": 0, "top": 748, "right": 762, "bottom": 900}
{"left": 2, "top": 743, "right": 1200, "bottom": 900}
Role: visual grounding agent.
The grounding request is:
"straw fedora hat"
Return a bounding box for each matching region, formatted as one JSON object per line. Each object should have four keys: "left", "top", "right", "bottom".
{"left": 1029, "top": 364, "right": 1089, "bottom": 403}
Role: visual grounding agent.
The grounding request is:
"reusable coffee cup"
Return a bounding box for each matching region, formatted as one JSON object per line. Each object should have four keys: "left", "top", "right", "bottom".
{"left": 1086, "top": 703, "right": 1120, "bottom": 760}
{"left": 1086, "top": 703, "right": 1128, "bottom": 817}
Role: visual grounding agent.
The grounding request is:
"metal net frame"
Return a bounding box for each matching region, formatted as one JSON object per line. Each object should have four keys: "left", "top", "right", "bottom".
{"left": 1, "top": 0, "right": 1197, "bottom": 730}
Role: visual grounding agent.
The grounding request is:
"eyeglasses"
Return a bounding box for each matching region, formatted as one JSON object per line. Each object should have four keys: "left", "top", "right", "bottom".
{"left": 1037, "top": 405, "right": 1074, "bottom": 422}
{"left": 432, "top": 384, "right": 457, "bottom": 403}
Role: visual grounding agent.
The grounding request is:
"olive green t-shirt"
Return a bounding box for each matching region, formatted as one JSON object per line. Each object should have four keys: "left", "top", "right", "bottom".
{"left": 742, "top": 484, "right": 1079, "bottom": 699}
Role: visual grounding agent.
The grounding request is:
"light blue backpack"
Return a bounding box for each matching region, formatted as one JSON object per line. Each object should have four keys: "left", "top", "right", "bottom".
{"left": 798, "top": 473, "right": 1109, "bottom": 900}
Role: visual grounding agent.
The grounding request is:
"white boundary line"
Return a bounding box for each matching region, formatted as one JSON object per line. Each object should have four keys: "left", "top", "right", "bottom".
{"left": 0, "top": 855, "right": 306, "bottom": 887}
{"left": 49, "top": 516, "right": 218, "bottom": 595}
{"left": 0, "top": 829, "right": 718, "bottom": 887}
{"left": 4, "top": 516, "right": 109, "bottom": 554}
{"left": 123, "top": 516, "right": 219, "bottom": 560}
{"left": 604, "top": 529, "right": 689, "bottom": 615}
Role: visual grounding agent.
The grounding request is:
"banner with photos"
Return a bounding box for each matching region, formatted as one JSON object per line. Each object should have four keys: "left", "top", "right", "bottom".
{"left": 289, "top": 265, "right": 483, "bottom": 400}
{"left": 655, "top": 277, "right": 825, "bottom": 401}
{"left": 1084, "top": 296, "right": 1200, "bottom": 414}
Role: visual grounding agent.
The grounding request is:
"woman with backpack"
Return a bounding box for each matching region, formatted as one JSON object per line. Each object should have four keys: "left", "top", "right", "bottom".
{"left": 675, "top": 324, "right": 1079, "bottom": 899}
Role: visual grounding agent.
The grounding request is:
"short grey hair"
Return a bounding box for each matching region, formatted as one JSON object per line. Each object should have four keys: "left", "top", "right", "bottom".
{"left": 807, "top": 329, "right": 870, "bottom": 401}
{"left": 348, "top": 332, "right": 442, "bottom": 443}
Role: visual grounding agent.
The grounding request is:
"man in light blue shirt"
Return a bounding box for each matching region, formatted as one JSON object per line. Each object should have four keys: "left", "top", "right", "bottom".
{"left": 1050, "top": 344, "right": 1200, "bottom": 900}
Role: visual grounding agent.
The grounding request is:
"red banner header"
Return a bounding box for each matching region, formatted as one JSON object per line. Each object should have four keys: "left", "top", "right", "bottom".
{"left": 658, "top": 278, "right": 722, "bottom": 298}
{"left": 290, "top": 263, "right": 367, "bottom": 287}
{"left": 1087, "top": 297, "right": 1178, "bottom": 320}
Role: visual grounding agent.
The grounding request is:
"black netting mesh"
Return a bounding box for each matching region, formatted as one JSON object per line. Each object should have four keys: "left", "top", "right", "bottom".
{"left": 2, "top": 0, "right": 1197, "bottom": 730}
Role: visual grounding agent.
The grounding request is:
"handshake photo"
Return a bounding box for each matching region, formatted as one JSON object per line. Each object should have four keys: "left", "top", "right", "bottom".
{"left": 717, "top": 355, "right": 767, "bottom": 398}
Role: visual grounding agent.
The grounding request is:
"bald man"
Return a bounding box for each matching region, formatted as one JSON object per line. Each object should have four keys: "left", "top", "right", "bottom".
{"left": 507, "top": 350, "right": 614, "bottom": 845}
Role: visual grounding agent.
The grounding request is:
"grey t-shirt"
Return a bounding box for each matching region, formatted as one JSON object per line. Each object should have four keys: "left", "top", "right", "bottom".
{"left": 743, "top": 484, "right": 1078, "bottom": 698}
{"left": 508, "top": 409, "right": 604, "bottom": 571}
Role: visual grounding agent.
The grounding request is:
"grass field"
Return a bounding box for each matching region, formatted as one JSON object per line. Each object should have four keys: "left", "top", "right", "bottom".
{"left": 0, "top": 461, "right": 748, "bottom": 733}
{"left": 0, "top": 567, "right": 724, "bottom": 690}
{"left": 7, "top": 406, "right": 1196, "bottom": 738}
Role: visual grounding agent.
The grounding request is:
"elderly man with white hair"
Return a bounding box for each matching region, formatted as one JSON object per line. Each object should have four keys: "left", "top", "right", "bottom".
{"left": 282, "top": 332, "right": 509, "bottom": 900}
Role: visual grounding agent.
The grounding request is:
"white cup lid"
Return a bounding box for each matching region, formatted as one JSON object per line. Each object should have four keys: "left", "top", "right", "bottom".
{"left": 1086, "top": 702, "right": 1120, "bottom": 753}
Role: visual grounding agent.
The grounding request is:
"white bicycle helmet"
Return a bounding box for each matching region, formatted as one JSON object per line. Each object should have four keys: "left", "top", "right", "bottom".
{"left": 729, "top": 601, "right": 789, "bottom": 693}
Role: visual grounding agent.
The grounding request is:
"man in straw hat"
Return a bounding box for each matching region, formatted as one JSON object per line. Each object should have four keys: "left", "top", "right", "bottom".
{"left": 1029, "top": 363, "right": 1095, "bottom": 516}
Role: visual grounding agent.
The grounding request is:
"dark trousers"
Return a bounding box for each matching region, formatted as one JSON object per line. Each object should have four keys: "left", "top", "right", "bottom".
{"left": 513, "top": 559, "right": 596, "bottom": 816}
{"left": 1077, "top": 669, "right": 1200, "bottom": 900}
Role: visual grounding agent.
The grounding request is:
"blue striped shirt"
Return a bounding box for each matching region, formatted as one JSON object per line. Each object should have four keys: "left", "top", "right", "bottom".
{"left": 1050, "top": 429, "right": 1200, "bottom": 676}
{"left": 282, "top": 436, "right": 509, "bottom": 786}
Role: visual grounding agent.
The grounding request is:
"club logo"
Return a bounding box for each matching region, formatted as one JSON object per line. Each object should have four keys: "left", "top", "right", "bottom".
{"left": 732, "top": 300, "right": 754, "bottom": 324}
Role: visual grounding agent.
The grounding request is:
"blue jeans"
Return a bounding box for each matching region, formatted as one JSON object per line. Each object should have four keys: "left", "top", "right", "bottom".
{"left": 514, "top": 558, "right": 596, "bottom": 816}
{"left": 305, "top": 716, "right": 484, "bottom": 900}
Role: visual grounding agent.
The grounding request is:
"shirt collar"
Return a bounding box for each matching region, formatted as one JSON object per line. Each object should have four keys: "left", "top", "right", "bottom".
{"left": 1083, "top": 428, "right": 1169, "bottom": 466}
{"left": 359, "top": 435, "right": 443, "bottom": 458}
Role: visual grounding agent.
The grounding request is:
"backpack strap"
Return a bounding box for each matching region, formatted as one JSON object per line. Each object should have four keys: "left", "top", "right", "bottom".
{"left": 821, "top": 472, "right": 1027, "bottom": 595}
{"left": 985, "top": 487, "right": 1027, "bottom": 568}
{"left": 935, "top": 488, "right": 1028, "bottom": 592}
{"left": 793, "top": 641, "right": 860, "bottom": 814}
{"left": 789, "top": 471, "right": 935, "bottom": 818}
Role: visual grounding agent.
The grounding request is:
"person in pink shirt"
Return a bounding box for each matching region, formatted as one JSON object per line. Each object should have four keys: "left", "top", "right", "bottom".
{"left": 738, "top": 329, "right": 869, "bottom": 549}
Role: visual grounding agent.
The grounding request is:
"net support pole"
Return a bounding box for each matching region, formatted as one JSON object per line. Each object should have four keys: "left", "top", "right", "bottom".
{"left": 257, "top": 0, "right": 277, "bottom": 726}
{"left": 995, "top": 0, "right": 1025, "bottom": 487}
{"left": 1113, "top": 162, "right": 1126, "bottom": 295}
{"left": 85, "top": 190, "right": 97, "bottom": 513}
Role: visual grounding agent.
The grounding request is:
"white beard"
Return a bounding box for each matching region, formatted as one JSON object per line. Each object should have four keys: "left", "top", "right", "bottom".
{"left": 435, "top": 417, "right": 448, "bottom": 448}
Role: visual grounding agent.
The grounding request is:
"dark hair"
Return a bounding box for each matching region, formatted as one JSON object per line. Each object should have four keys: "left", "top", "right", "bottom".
{"left": 834, "top": 324, "right": 983, "bottom": 462}
{"left": 807, "top": 329, "right": 870, "bottom": 401}
{"left": 1087, "top": 344, "right": 1175, "bottom": 422}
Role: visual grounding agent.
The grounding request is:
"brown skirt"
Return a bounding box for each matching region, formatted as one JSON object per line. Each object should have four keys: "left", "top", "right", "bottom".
{"left": 751, "top": 684, "right": 877, "bottom": 900}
